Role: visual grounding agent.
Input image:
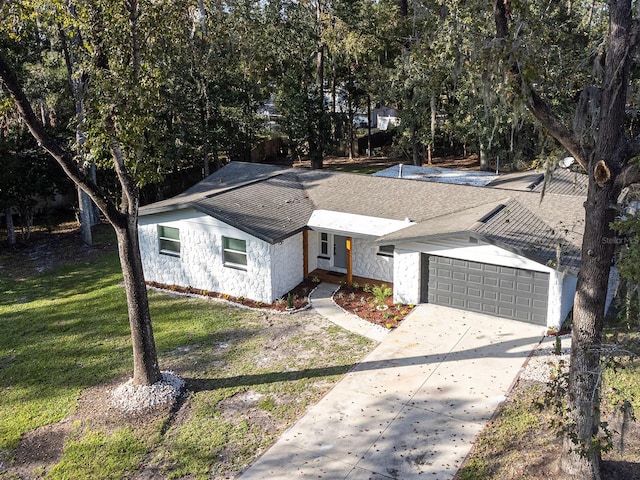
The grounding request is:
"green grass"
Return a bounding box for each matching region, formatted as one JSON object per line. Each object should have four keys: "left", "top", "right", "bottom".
{"left": 458, "top": 330, "right": 640, "bottom": 480}
{"left": 0, "top": 251, "right": 129, "bottom": 450}
{"left": 47, "top": 426, "right": 150, "bottom": 480}
{"left": 0, "top": 234, "right": 373, "bottom": 478}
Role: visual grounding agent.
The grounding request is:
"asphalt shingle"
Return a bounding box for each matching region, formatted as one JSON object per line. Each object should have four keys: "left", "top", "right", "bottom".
{"left": 139, "top": 161, "right": 586, "bottom": 271}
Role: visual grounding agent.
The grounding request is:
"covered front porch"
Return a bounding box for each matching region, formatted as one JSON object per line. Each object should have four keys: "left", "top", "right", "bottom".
{"left": 307, "top": 268, "right": 391, "bottom": 289}
{"left": 302, "top": 229, "right": 394, "bottom": 289}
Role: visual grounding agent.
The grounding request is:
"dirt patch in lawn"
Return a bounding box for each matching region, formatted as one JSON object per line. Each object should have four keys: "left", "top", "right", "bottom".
{"left": 9, "top": 376, "right": 174, "bottom": 478}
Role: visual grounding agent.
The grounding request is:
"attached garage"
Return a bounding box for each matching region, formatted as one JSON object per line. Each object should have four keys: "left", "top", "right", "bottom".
{"left": 421, "top": 255, "right": 549, "bottom": 325}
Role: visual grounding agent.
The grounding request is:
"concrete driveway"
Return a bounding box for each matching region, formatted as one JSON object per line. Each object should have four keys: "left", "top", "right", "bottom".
{"left": 239, "top": 303, "right": 546, "bottom": 479}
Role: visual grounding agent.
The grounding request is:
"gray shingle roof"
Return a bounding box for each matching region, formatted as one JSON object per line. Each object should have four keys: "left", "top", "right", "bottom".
{"left": 193, "top": 172, "right": 314, "bottom": 243}
{"left": 140, "top": 161, "right": 586, "bottom": 271}
{"left": 532, "top": 167, "right": 589, "bottom": 196}
{"left": 471, "top": 199, "right": 581, "bottom": 272}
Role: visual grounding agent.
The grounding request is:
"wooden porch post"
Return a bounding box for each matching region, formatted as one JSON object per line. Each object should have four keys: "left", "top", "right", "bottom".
{"left": 303, "top": 230, "right": 309, "bottom": 278}
{"left": 346, "top": 236, "right": 353, "bottom": 286}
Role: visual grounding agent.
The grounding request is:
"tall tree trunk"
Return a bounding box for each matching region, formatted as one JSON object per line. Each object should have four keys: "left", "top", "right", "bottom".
{"left": 5, "top": 208, "right": 15, "bottom": 245}
{"left": 367, "top": 95, "right": 372, "bottom": 156}
{"left": 411, "top": 125, "right": 420, "bottom": 165}
{"left": 114, "top": 218, "right": 162, "bottom": 386}
{"left": 59, "top": 20, "right": 98, "bottom": 246}
{"left": 560, "top": 2, "right": 630, "bottom": 474}
{"left": 429, "top": 92, "right": 436, "bottom": 165}
{"left": 479, "top": 142, "right": 489, "bottom": 170}
{"left": 311, "top": 0, "right": 324, "bottom": 170}
{"left": 490, "top": 1, "right": 640, "bottom": 477}
{"left": 78, "top": 188, "right": 93, "bottom": 245}
{"left": 560, "top": 179, "right": 618, "bottom": 478}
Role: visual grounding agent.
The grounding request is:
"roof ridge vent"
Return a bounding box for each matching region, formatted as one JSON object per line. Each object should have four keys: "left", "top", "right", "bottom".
{"left": 478, "top": 204, "right": 507, "bottom": 223}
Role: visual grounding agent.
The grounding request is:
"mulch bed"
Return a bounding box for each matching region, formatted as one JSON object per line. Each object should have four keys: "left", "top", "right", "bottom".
{"left": 146, "top": 280, "right": 414, "bottom": 329}
{"left": 146, "top": 278, "right": 318, "bottom": 312}
{"left": 332, "top": 284, "right": 414, "bottom": 329}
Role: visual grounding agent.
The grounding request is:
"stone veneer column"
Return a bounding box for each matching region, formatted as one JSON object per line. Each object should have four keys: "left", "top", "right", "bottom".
{"left": 393, "top": 250, "right": 421, "bottom": 305}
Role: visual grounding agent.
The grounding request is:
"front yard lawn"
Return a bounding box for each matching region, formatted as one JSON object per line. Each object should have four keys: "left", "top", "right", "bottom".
{"left": 0, "top": 224, "right": 374, "bottom": 479}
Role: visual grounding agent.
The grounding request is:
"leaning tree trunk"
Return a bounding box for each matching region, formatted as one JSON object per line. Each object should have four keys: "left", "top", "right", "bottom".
{"left": 113, "top": 216, "right": 162, "bottom": 386}
{"left": 0, "top": 11, "right": 164, "bottom": 389}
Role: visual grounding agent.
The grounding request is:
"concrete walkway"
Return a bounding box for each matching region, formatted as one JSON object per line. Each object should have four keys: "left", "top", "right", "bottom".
{"left": 239, "top": 283, "right": 546, "bottom": 479}
{"left": 308, "top": 282, "right": 390, "bottom": 342}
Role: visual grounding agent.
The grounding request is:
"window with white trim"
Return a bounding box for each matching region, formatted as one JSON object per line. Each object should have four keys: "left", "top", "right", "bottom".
{"left": 377, "top": 244, "right": 394, "bottom": 257}
{"left": 319, "top": 232, "right": 329, "bottom": 258}
{"left": 158, "top": 225, "right": 180, "bottom": 257}
{"left": 223, "top": 236, "right": 247, "bottom": 269}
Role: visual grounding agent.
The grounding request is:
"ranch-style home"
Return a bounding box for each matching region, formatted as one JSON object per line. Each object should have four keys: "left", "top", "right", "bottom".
{"left": 138, "top": 161, "right": 588, "bottom": 329}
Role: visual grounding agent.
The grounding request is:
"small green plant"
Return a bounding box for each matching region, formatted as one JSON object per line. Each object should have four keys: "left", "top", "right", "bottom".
{"left": 287, "top": 292, "right": 294, "bottom": 309}
{"left": 312, "top": 276, "right": 320, "bottom": 283}
{"left": 335, "top": 292, "right": 345, "bottom": 300}
{"left": 352, "top": 281, "right": 360, "bottom": 289}
{"left": 383, "top": 312, "right": 392, "bottom": 319}
{"left": 371, "top": 284, "right": 392, "bottom": 306}
{"left": 400, "top": 310, "right": 408, "bottom": 316}
{"left": 348, "top": 292, "right": 356, "bottom": 301}
{"left": 275, "top": 298, "right": 285, "bottom": 306}
{"left": 554, "top": 334, "right": 562, "bottom": 355}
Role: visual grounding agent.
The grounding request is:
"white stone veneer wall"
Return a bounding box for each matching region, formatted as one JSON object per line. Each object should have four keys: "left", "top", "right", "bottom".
{"left": 393, "top": 250, "right": 422, "bottom": 305}
{"left": 270, "top": 233, "right": 304, "bottom": 300}
{"left": 138, "top": 209, "right": 275, "bottom": 304}
{"left": 352, "top": 238, "right": 393, "bottom": 282}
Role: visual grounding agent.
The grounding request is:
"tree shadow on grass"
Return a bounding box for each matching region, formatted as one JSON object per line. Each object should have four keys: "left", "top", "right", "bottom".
{"left": 601, "top": 460, "right": 640, "bottom": 480}
{"left": 185, "top": 333, "right": 544, "bottom": 393}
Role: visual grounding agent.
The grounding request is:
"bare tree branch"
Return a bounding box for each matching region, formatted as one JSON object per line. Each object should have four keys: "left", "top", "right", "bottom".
{"left": 618, "top": 162, "right": 640, "bottom": 188}
{"left": 526, "top": 88, "right": 589, "bottom": 170}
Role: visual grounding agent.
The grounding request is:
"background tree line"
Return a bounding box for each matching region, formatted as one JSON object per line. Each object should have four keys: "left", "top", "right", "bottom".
{"left": 2, "top": 2, "right": 640, "bottom": 479}
{"left": 1, "top": 0, "right": 606, "bottom": 237}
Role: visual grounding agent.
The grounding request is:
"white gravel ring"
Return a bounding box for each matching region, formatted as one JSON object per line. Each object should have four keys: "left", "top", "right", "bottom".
{"left": 110, "top": 371, "right": 185, "bottom": 412}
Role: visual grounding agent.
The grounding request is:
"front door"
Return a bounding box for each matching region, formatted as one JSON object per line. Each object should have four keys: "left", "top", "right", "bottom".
{"left": 334, "top": 235, "right": 348, "bottom": 270}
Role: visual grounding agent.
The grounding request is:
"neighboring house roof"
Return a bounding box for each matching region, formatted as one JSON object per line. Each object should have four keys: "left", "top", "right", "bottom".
{"left": 485, "top": 166, "right": 589, "bottom": 197}
{"left": 140, "top": 162, "right": 587, "bottom": 273}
